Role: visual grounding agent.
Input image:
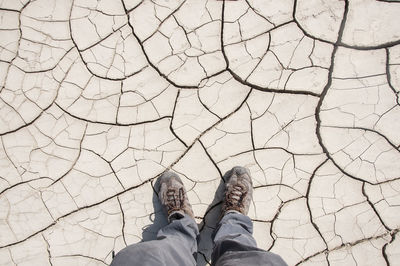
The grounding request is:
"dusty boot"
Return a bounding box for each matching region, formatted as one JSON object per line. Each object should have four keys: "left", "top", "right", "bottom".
{"left": 157, "top": 171, "right": 195, "bottom": 222}
{"left": 222, "top": 166, "right": 253, "bottom": 215}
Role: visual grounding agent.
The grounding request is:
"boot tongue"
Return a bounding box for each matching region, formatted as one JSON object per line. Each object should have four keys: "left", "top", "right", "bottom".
{"left": 168, "top": 211, "right": 185, "bottom": 222}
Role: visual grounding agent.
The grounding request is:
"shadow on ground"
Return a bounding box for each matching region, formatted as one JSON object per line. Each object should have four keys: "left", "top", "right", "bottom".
{"left": 141, "top": 179, "right": 169, "bottom": 242}
{"left": 196, "top": 176, "right": 225, "bottom": 266}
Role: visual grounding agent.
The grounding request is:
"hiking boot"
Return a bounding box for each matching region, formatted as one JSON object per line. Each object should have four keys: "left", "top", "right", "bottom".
{"left": 157, "top": 171, "right": 194, "bottom": 222}
{"left": 222, "top": 166, "right": 253, "bottom": 215}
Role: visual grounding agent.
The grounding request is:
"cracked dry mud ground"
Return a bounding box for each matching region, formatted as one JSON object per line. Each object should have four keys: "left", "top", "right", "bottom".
{"left": 0, "top": 0, "right": 400, "bottom": 265}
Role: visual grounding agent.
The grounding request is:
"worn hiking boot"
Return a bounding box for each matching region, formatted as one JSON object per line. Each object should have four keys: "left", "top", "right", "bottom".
{"left": 222, "top": 166, "right": 253, "bottom": 215}
{"left": 157, "top": 171, "right": 194, "bottom": 222}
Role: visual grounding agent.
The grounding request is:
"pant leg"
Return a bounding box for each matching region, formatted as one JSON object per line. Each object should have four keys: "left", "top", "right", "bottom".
{"left": 111, "top": 214, "right": 199, "bottom": 266}
{"left": 211, "top": 211, "right": 287, "bottom": 266}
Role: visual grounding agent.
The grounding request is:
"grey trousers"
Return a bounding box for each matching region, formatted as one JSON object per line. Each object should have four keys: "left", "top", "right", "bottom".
{"left": 111, "top": 212, "right": 287, "bottom": 266}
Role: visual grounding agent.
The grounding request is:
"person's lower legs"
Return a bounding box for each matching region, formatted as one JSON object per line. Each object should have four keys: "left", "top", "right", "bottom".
{"left": 211, "top": 166, "right": 287, "bottom": 266}
{"left": 211, "top": 211, "right": 287, "bottom": 266}
{"left": 111, "top": 214, "right": 198, "bottom": 266}
{"left": 213, "top": 211, "right": 256, "bottom": 247}
{"left": 157, "top": 213, "right": 199, "bottom": 257}
{"left": 111, "top": 166, "right": 287, "bottom": 266}
{"left": 211, "top": 211, "right": 257, "bottom": 262}
{"left": 111, "top": 171, "right": 199, "bottom": 266}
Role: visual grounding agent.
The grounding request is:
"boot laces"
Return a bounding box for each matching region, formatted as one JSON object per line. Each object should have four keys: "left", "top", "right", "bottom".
{"left": 166, "top": 187, "right": 184, "bottom": 215}
{"left": 225, "top": 183, "right": 247, "bottom": 210}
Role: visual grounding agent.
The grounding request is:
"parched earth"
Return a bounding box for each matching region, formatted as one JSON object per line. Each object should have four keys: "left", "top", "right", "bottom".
{"left": 0, "top": 0, "right": 400, "bottom": 265}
